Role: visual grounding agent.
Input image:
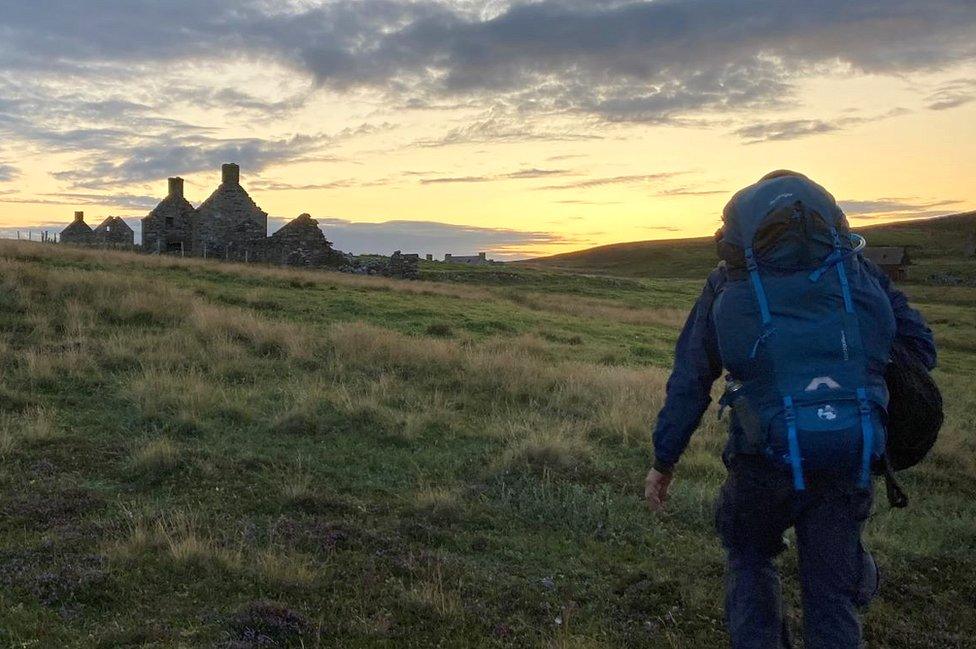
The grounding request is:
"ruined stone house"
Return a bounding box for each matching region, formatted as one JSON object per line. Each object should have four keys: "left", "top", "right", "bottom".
{"left": 137, "top": 163, "right": 341, "bottom": 267}
{"left": 194, "top": 163, "right": 268, "bottom": 261}
{"left": 142, "top": 177, "right": 197, "bottom": 254}
{"left": 92, "top": 216, "right": 135, "bottom": 247}
{"left": 59, "top": 211, "right": 94, "bottom": 245}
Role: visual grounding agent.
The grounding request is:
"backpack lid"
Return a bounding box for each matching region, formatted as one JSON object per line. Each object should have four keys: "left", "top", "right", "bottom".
{"left": 719, "top": 171, "right": 847, "bottom": 250}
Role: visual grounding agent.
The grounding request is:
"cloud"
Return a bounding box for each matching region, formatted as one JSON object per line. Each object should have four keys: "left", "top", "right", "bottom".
{"left": 0, "top": 0, "right": 974, "bottom": 207}
{"left": 412, "top": 114, "right": 603, "bottom": 147}
{"left": 272, "top": 216, "right": 580, "bottom": 259}
{"left": 733, "top": 109, "right": 909, "bottom": 143}
{"left": 0, "top": 1, "right": 973, "bottom": 132}
{"left": 0, "top": 192, "right": 159, "bottom": 210}
{"left": 926, "top": 78, "right": 976, "bottom": 110}
{"left": 502, "top": 168, "right": 569, "bottom": 179}
{"left": 0, "top": 71, "right": 383, "bottom": 192}
{"left": 538, "top": 172, "right": 684, "bottom": 191}
{"left": 654, "top": 186, "right": 729, "bottom": 197}
{"left": 839, "top": 197, "right": 965, "bottom": 221}
{"left": 420, "top": 176, "right": 493, "bottom": 185}
{"left": 734, "top": 119, "right": 844, "bottom": 143}
{"left": 419, "top": 167, "right": 571, "bottom": 184}
{"left": 276, "top": 1, "right": 975, "bottom": 123}
{"left": 48, "top": 134, "right": 331, "bottom": 190}
{"left": 248, "top": 177, "right": 388, "bottom": 191}
{"left": 0, "top": 164, "right": 18, "bottom": 182}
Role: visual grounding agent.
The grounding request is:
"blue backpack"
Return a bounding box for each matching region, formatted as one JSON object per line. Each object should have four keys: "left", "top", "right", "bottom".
{"left": 712, "top": 171, "right": 896, "bottom": 490}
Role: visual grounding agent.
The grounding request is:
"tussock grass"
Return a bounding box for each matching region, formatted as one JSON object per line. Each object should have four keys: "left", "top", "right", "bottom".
{"left": 128, "top": 437, "right": 181, "bottom": 479}
{"left": 190, "top": 301, "right": 315, "bottom": 361}
{"left": 405, "top": 562, "right": 463, "bottom": 618}
{"left": 498, "top": 418, "right": 593, "bottom": 476}
{"left": 276, "top": 463, "right": 316, "bottom": 506}
{"left": 108, "top": 509, "right": 319, "bottom": 588}
{"left": 107, "top": 511, "right": 222, "bottom": 569}
{"left": 412, "top": 485, "right": 462, "bottom": 523}
{"left": 128, "top": 366, "right": 227, "bottom": 431}
{"left": 252, "top": 549, "right": 317, "bottom": 586}
{"left": 18, "top": 407, "right": 60, "bottom": 443}
{"left": 0, "top": 420, "right": 16, "bottom": 457}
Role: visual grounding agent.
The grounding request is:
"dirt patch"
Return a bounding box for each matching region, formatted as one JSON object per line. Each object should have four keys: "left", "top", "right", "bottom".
{"left": 226, "top": 600, "right": 319, "bottom": 648}
{"left": 0, "top": 547, "right": 108, "bottom": 611}
{"left": 2, "top": 486, "right": 103, "bottom": 529}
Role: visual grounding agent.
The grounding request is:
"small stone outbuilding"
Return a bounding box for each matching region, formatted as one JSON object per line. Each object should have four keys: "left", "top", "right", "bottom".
{"left": 265, "top": 213, "right": 343, "bottom": 267}
{"left": 387, "top": 251, "right": 420, "bottom": 279}
{"left": 92, "top": 216, "right": 135, "bottom": 247}
{"left": 862, "top": 246, "right": 910, "bottom": 281}
{"left": 60, "top": 211, "right": 94, "bottom": 246}
{"left": 443, "top": 252, "right": 490, "bottom": 265}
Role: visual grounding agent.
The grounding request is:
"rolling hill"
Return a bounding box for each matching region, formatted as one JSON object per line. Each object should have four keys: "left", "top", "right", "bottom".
{"left": 520, "top": 211, "right": 976, "bottom": 282}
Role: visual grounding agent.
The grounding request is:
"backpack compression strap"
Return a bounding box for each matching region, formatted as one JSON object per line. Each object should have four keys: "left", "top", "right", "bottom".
{"left": 828, "top": 227, "right": 873, "bottom": 487}
{"left": 745, "top": 246, "right": 806, "bottom": 489}
{"left": 783, "top": 395, "right": 805, "bottom": 490}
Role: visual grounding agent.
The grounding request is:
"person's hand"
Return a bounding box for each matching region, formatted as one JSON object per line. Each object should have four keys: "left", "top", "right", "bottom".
{"left": 644, "top": 467, "right": 673, "bottom": 512}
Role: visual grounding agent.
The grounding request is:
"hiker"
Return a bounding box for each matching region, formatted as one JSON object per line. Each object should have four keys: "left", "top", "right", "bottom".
{"left": 644, "top": 171, "right": 936, "bottom": 648}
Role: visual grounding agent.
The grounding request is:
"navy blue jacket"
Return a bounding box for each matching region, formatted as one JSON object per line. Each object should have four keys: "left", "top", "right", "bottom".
{"left": 652, "top": 259, "right": 937, "bottom": 473}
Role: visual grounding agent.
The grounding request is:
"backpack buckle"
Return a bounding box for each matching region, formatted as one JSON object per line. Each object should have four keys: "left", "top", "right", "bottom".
{"left": 857, "top": 389, "right": 872, "bottom": 415}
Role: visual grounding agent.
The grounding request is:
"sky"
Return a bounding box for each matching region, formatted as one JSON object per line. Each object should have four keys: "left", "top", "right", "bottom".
{"left": 1, "top": 0, "right": 975, "bottom": 259}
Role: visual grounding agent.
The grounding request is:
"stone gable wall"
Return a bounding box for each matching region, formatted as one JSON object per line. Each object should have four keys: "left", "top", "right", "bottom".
{"left": 93, "top": 218, "right": 135, "bottom": 247}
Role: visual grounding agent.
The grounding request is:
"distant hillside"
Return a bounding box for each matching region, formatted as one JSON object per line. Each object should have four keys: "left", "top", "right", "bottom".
{"left": 520, "top": 211, "right": 976, "bottom": 282}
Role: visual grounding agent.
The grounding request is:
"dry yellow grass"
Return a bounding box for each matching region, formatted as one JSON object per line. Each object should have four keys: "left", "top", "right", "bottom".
{"left": 405, "top": 562, "right": 463, "bottom": 618}
{"left": 107, "top": 511, "right": 222, "bottom": 568}
{"left": 189, "top": 301, "right": 316, "bottom": 361}
{"left": 412, "top": 485, "right": 462, "bottom": 522}
{"left": 0, "top": 417, "right": 16, "bottom": 457}
{"left": 498, "top": 417, "right": 593, "bottom": 474}
{"left": 129, "top": 437, "right": 181, "bottom": 476}
{"left": 128, "top": 366, "right": 228, "bottom": 425}
{"left": 276, "top": 462, "right": 316, "bottom": 504}
{"left": 0, "top": 409, "right": 61, "bottom": 452}
{"left": 19, "top": 407, "right": 60, "bottom": 443}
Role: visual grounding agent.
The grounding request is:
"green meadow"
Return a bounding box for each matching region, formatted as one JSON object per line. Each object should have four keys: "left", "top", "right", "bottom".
{"left": 0, "top": 224, "right": 973, "bottom": 647}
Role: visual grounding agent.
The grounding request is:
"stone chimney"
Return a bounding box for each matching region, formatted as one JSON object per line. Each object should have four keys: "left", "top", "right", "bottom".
{"left": 478, "top": 252, "right": 487, "bottom": 260}
{"left": 74, "top": 211, "right": 84, "bottom": 222}
{"left": 444, "top": 253, "right": 453, "bottom": 262}
{"left": 222, "top": 163, "right": 240, "bottom": 185}
{"left": 425, "top": 254, "right": 433, "bottom": 261}
{"left": 168, "top": 177, "right": 184, "bottom": 198}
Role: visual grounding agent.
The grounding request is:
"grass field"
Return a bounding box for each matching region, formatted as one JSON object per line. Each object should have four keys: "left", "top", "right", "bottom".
{"left": 0, "top": 235, "right": 974, "bottom": 648}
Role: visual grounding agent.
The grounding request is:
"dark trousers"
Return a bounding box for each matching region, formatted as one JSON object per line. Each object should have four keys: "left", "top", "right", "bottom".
{"left": 715, "top": 456, "right": 878, "bottom": 649}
